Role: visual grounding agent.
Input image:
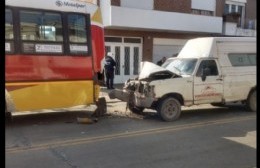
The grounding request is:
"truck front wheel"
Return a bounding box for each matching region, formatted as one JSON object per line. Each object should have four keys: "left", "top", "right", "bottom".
{"left": 127, "top": 91, "right": 144, "bottom": 114}
{"left": 157, "top": 97, "right": 181, "bottom": 122}
{"left": 128, "top": 103, "right": 144, "bottom": 114}
{"left": 246, "top": 90, "right": 256, "bottom": 112}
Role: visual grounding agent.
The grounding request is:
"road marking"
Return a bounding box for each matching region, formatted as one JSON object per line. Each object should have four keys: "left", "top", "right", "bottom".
{"left": 6, "top": 115, "right": 255, "bottom": 154}
{"left": 224, "top": 131, "right": 256, "bottom": 149}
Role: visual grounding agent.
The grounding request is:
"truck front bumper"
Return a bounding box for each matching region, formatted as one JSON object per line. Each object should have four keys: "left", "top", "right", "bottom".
{"left": 108, "top": 89, "right": 154, "bottom": 108}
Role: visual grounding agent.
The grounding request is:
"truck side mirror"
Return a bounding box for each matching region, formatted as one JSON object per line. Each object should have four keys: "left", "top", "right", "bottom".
{"left": 201, "top": 67, "right": 210, "bottom": 81}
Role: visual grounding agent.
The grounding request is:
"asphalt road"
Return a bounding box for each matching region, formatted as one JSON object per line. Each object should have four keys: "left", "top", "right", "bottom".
{"left": 5, "top": 91, "right": 256, "bottom": 168}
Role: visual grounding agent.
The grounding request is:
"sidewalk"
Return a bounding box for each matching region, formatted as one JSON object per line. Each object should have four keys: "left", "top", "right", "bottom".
{"left": 99, "top": 83, "right": 125, "bottom": 102}
{"left": 99, "top": 83, "right": 124, "bottom": 95}
{"left": 99, "top": 83, "right": 124, "bottom": 102}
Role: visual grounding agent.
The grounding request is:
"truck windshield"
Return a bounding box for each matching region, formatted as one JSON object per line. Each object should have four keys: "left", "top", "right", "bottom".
{"left": 162, "top": 58, "right": 197, "bottom": 75}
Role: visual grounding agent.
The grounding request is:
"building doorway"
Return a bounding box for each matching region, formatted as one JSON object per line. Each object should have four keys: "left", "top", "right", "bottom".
{"left": 105, "top": 37, "right": 142, "bottom": 84}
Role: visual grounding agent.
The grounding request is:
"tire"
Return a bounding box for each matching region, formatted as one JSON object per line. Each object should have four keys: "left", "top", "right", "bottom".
{"left": 128, "top": 102, "right": 144, "bottom": 114}
{"left": 157, "top": 97, "right": 181, "bottom": 122}
{"left": 127, "top": 91, "right": 144, "bottom": 114}
{"left": 246, "top": 90, "right": 256, "bottom": 112}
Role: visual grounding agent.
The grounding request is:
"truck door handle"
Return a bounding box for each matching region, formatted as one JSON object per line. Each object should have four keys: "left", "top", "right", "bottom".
{"left": 216, "top": 78, "right": 223, "bottom": 81}
{"left": 187, "top": 80, "right": 193, "bottom": 83}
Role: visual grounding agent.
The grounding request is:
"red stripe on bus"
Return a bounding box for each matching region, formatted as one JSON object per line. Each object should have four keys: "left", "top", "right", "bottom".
{"left": 5, "top": 56, "right": 93, "bottom": 81}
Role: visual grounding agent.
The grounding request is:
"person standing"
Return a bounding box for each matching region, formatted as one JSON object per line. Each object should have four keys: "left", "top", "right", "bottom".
{"left": 104, "top": 52, "right": 116, "bottom": 89}
{"left": 157, "top": 56, "right": 166, "bottom": 66}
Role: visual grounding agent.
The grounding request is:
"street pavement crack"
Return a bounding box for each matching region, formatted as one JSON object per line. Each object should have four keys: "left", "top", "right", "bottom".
{"left": 49, "top": 148, "right": 78, "bottom": 168}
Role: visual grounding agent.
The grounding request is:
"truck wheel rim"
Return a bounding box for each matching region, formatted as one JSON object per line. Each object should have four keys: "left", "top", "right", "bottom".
{"left": 162, "top": 100, "right": 179, "bottom": 118}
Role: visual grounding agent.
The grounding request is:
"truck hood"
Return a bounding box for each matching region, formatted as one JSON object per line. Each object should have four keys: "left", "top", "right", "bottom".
{"left": 138, "top": 61, "right": 177, "bottom": 80}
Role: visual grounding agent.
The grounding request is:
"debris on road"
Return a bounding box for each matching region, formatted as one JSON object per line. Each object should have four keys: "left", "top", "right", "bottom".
{"left": 77, "top": 117, "right": 98, "bottom": 124}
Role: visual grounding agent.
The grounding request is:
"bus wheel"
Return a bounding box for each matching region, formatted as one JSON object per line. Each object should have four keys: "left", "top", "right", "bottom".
{"left": 246, "top": 90, "right": 256, "bottom": 112}
{"left": 158, "top": 97, "right": 181, "bottom": 122}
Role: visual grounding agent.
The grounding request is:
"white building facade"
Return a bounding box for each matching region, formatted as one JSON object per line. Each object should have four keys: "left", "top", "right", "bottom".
{"left": 99, "top": 0, "right": 256, "bottom": 83}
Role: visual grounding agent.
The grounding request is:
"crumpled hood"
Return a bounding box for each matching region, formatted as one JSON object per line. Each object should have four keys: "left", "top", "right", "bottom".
{"left": 138, "top": 61, "right": 174, "bottom": 80}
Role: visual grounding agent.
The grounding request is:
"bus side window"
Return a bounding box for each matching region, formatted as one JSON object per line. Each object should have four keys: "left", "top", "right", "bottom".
{"left": 68, "top": 14, "right": 87, "bottom": 43}
{"left": 5, "top": 9, "right": 14, "bottom": 40}
{"left": 39, "top": 25, "right": 56, "bottom": 41}
{"left": 20, "top": 10, "right": 63, "bottom": 42}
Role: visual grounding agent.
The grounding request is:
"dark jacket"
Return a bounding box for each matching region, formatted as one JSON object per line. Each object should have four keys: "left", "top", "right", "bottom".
{"left": 104, "top": 56, "right": 116, "bottom": 72}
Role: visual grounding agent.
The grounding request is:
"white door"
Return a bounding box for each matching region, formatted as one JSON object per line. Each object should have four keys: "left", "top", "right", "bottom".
{"left": 105, "top": 43, "right": 142, "bottom": 84}
{"left": 193, "top": 59, "right": 224, "bottom": 104}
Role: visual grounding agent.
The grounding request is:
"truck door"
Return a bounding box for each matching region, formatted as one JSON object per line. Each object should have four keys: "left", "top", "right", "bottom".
{"left": 193, "top": 59, "right": 223, "bottom": 104}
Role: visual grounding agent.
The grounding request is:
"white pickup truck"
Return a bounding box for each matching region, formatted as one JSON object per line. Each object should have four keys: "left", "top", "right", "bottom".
{"left": 109, "top": 37, "right": 256, "bottom": 121}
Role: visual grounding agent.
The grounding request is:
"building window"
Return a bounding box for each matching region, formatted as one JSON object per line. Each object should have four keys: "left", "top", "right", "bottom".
{"left": 224, "top": 4, "right": 229, "bottom": 14}
{"left": 224, "top": 4, "right": 243, "bottom": 15}
{"left": 224, "top": 1, "right": 245, "bottom": 28}
{"left": 192, "top": 9, "right": 200, "bottom": 15}
{"left": 124, "top": 38, "right": 141, "bottom": 43}
{"left": 201, "top": 10, "right": 213, "bottom": 16}
{"left": 105, "top": 37, "right": 122, "bottom": 43}
{"left": 192, "top": 9, "right": 213, "bottom": 16}
{"left": 231, "top": 4, "right": 236, "bottom": 13}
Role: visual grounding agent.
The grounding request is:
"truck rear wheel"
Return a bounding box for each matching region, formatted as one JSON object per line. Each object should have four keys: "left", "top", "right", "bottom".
{"left": 246, "top": 90, "right": 256, "bottom": 112}
{"left": 157, "top": 97, "right": 181, "bottom": 122}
